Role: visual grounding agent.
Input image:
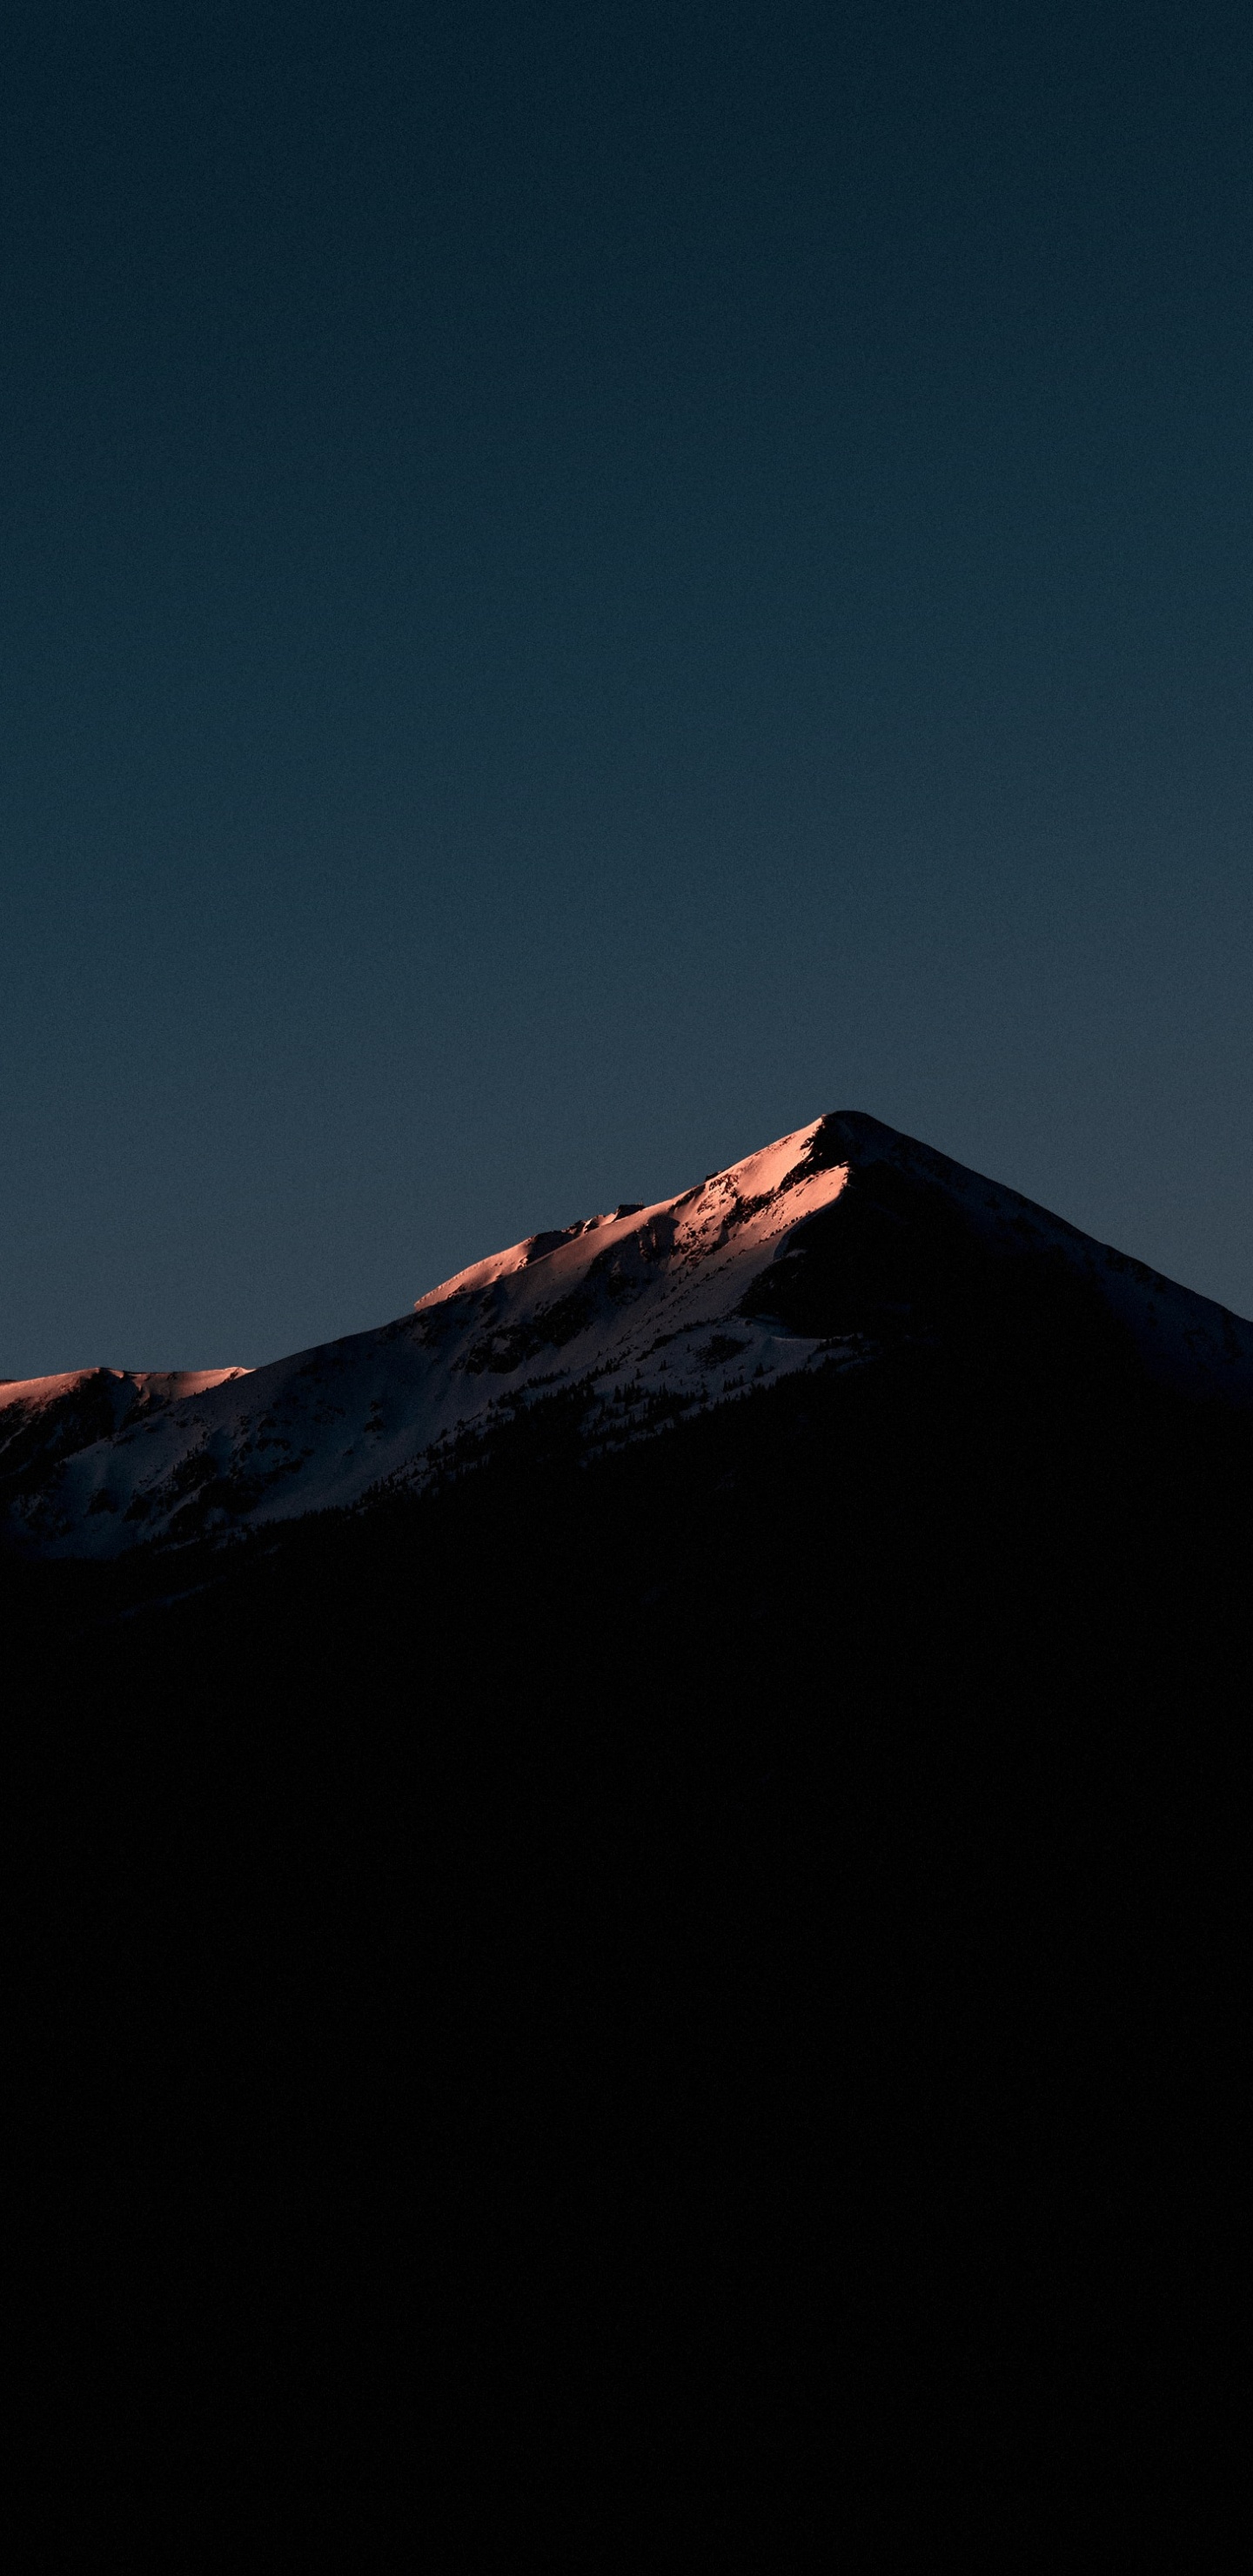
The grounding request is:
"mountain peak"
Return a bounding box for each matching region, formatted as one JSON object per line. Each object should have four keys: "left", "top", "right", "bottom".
{"left": 3, "top": 1113, "right": 1251, "bottom": 1560}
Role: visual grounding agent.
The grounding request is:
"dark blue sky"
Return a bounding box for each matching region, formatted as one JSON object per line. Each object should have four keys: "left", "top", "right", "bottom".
{"left": 4, "top": 0, "right": 1252, "bottom": 1372}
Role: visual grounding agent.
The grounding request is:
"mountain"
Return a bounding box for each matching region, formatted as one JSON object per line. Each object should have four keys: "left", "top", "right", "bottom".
{"left": 5, "top": 1109, "right": 1246, "bottom": 2534}
{"left": 3, "top": 1109, "right": 1251, "bottom": 1561}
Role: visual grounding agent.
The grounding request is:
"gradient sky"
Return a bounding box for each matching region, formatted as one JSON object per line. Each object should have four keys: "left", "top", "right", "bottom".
{"left": 4, "top": 0, "right": 1252, "bottom": 1373}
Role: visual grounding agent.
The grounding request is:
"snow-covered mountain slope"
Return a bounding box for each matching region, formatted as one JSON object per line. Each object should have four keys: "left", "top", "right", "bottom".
{"left": 4, "top": 1110, "right": 1252, "bottom": 1560}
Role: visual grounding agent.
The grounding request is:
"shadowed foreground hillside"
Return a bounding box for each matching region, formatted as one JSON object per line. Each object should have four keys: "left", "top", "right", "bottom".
{"left": 4, "top": 1279, "right": 1247, "bottom": 2552}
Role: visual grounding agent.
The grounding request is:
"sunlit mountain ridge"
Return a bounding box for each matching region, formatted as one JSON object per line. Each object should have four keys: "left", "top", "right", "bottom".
{"left": 4, "top": 1109, "right": 1252, "bottom": 1560}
